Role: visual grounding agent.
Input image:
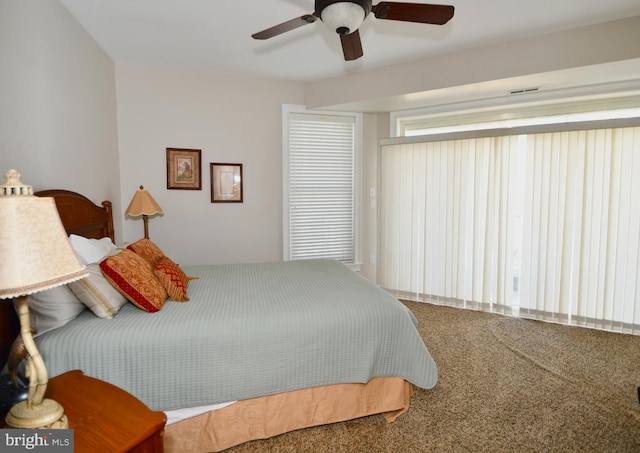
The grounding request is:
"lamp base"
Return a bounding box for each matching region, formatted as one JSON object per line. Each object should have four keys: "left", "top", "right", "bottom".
{"left": 5, "top": 398, "right": 68, "bottom": 429}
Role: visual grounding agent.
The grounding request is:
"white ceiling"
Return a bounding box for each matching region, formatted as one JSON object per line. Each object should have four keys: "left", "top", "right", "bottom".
{"left": 60, "top": 0, "right": 640, "bottom": 111}
{"left": 59, "top": 0, "right": 640, "bottom": 83}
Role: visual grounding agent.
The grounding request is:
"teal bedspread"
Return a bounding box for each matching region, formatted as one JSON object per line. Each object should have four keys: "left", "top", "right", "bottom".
{"left": 36, "top": 259, "right": 437, "bottom": 411}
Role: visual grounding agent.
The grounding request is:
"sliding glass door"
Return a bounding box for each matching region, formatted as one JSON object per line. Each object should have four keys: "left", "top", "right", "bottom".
{"left": 380, "top": 124, "right": 640, "bottom": 333}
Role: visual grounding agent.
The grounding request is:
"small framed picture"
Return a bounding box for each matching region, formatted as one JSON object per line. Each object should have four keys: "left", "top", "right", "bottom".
{"left": 210, "top": 163, "right": 243, "bottom": 203}
{"left": 166, "top": 148, "right": 202, "bottom": 190}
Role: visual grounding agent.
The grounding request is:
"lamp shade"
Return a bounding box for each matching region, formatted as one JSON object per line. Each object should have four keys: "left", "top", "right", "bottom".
{"left": 0, "top": 170, "right": 88, "bottom": 299}
{"left": 125, "top": 186, "right": 163, "bottom": 217}
{"left": 321, "top": 2, "right": 366, "bottom": 35}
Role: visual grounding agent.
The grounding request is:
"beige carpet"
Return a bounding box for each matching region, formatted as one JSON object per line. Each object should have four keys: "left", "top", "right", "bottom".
{"left": 228, "top": 300, "right": 640, "bottom": 452}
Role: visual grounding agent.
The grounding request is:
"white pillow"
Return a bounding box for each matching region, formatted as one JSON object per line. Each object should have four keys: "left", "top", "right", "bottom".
{"left": 69, "top": 234, "right": 117, "bottom": 264}
{"left": 68, "top": 257, "right": 128, "bottom": 319}
{"left": 14, "top": 285, "right": 86, "bottom": 336}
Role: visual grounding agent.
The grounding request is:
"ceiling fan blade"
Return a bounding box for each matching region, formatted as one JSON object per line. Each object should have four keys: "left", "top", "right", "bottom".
{"left": 372, "top": 2, "right": 454, "bottom": 25}
{"left": 252, "top": 14, "right": 318, "bottom": 40}
{"left": 340, "top": 29, "right": 364, "bottom": 61}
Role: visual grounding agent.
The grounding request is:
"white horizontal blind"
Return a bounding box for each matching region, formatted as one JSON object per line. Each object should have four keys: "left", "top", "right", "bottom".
{"left": 380, "top": 125, "right": 640, "bottom": 334}
{"left": 287, "top": 113, "right": 355, "bottom": 263}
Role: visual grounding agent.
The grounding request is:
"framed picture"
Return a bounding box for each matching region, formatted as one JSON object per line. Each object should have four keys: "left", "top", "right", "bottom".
{"left": 210, "top": 163, "right": 243, "bottom": 203}
{"left": 166, "top": 148, "right": 202, "bottom": 190}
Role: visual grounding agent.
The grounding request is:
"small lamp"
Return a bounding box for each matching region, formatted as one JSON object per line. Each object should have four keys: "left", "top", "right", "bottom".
{"left": 125, "top": 185, "right": 163, "bottom": 239}
{"left": 0, "top": 169, "right": 88, "bottom": 429}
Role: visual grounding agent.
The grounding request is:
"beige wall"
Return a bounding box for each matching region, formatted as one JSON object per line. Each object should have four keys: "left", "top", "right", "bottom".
{"left": 115, "top": 64, "right": 304, "bottom": 265}
{"left": 0, "top": 0, "right": 122, "bottom": 237}
{"left": 359, "top": 113, "right": 389, "bottom": 282}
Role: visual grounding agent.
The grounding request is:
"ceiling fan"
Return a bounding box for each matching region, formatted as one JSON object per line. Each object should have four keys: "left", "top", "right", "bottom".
{"left": 252, "top": 1, "right": 454, "bottom": 61}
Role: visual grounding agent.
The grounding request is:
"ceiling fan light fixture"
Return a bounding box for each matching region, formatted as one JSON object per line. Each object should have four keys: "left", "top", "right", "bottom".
{"left": 321, "top": 2, "right": 366, "bottom": 35}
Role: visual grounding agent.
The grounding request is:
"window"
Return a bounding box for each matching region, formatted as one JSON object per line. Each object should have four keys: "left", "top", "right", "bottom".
{"left": 392, "top": 90, "right": 640, "bottom": 138}
{"left": 380, "top": 107, "right": 640, "bottom": 334}
{"left": 282, "top": 105, "right": 361, "bottom": 267}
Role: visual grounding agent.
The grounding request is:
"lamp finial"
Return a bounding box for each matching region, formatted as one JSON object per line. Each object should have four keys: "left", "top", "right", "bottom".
{"left": 1, "top": 169, "right": 34, "bottom": 197}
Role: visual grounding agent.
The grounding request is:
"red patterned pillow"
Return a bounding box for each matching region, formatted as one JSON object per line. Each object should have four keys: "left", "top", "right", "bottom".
{"left": 99, "top": 249, "right": 167, "bottom": 312}
{"left": 154, "top": 256, "right": 196, "bottom": 302}
{"left": 127, "top": 238, "right": 165, "bottom": 267}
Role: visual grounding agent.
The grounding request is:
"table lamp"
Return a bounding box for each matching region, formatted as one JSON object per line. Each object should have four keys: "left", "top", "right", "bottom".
{"left": 125, "top": 186, "right": 163, "bottom": 239}
{"left": 0, "top": 169, "right": 88, "bottom": 429}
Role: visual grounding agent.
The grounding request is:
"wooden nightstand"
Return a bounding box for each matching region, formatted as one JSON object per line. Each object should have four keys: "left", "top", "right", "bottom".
{"left": 44, "top": 370, "right": 166, "bottom": 453}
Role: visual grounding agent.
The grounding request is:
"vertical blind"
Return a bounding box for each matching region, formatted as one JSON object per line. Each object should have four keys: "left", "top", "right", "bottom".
{"left": 287, "top": 113, "right": 355, "bottom": 263}
{"left": 380, "top": 125, "right": 640, "bottom": 333}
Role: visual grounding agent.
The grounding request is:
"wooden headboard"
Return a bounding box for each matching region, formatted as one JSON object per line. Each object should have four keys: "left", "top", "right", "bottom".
{"left": 0, "top": 190, "right": 114, "bottom": 369}
{"left": 34, "top": 190, "right": 114, "bottom": 242}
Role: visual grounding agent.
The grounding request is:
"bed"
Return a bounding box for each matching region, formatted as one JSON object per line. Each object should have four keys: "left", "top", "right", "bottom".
{"left": 0, "top": 189, "right": 438, "bottom": 452}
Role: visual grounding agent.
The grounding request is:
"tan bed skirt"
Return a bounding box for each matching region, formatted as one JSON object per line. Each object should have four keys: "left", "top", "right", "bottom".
{"left": 164, "top": 377, "right": 413, "bottom": 452}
